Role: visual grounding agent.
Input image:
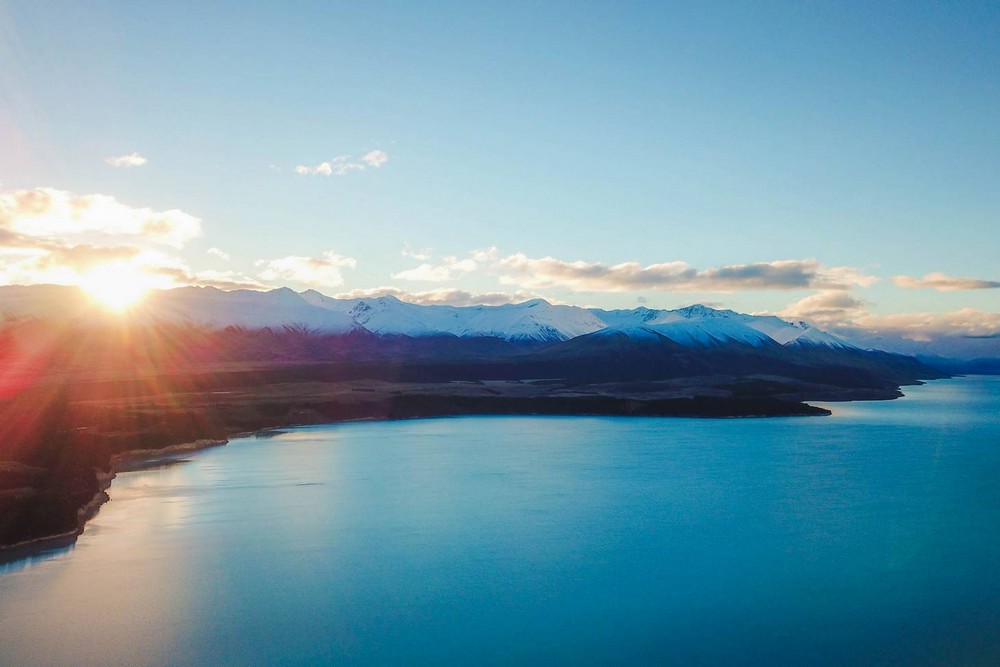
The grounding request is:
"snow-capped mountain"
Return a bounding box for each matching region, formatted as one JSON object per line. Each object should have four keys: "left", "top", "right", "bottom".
{"left": 455, "top": 300, "right": 606, "bottom": 341}
{"left": 138, "top": 286, "right": 361, "bottom": 333}
{"left": 0, "top": 285, "right": 860, "bottom": 350}
{"left": 580, "top": 325, "right": 675, "bottom": 343}
{"left": 744, "top": 316, "right": 852, "bottom": 348}
{"left": 648, "top": 319, "right": 777, "bottom": 348}
{"left": 303, "top": 293, "right": 606, "bottom": 342}
{"left": 590, "top": 304, "right": 854, "bottom": 349}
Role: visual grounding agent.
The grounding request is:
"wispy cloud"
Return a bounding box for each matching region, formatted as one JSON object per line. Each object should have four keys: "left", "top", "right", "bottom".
{"left": 294, "top": 150, "right": 389, "bottom": 176}
{"left": 104, "top": 152, "right": 148, "bottom": 168}
{"left": 892, "top": 272, "right": 1000, "bottom": 291}
{"left": 294, "top": 158, "right": 361, "bottom": 176}
{"left": 392, "top": 246, "right": 498, "bottom": 282}
{"left": 207, "top": 247, "right": 230, "bottom": 261}
{"left": 256, "top": 250, "right": 357, "bottom": 288}
{"left": 493, "top": 254, "right": 876, "bottom": 292}
{"left": 334, "top": 286, "right": 542, "bottom": 307}
{"left": 361, "top": 150, "right": 389, "bottom": 168}
{"left": 401, "top": 244, "right": 432, "bottom": 261}
{"left": 153, "top": 266, "right": 265, "bottom": 291}
{"left": 471, "top": 247, "right": 499, "bottom": 262}
{"left": 392, "top": 256, "right": 477, "bottom": 282}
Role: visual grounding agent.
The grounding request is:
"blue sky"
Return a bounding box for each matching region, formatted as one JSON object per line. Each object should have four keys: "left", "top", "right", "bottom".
{"left": 1, "top": 1, "right": 998, "bottom": 335}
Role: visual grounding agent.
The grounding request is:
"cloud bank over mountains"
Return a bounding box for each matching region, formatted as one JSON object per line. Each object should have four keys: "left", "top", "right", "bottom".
{"left": 492, "top": 254, "right": 875, "bottom": 292}
{"left": 0, "top": 185, "right": 995, "bottom": 348}
{"left": 335, "top": 286, "right": 543, "bottom": 307}
{"left": 777, "top": 289, "right": 1000, "bottom": 348}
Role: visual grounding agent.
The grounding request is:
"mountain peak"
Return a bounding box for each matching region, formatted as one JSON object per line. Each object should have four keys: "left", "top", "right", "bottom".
{"left": 673, "top": 304, "right": 734, "bottom": 319}
{"left": 268, "top": 287, "right": 302, "bottom": 302}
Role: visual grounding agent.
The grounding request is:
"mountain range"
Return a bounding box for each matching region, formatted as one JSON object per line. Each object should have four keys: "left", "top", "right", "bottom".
{"left": 0, "top": 283, "right": 958, "bottom": 552}
{"left": 0, "top": 284, "right": 851, "bottom": 346}
{"left": 0, "top": 284, "right": 994, "bottom": 372}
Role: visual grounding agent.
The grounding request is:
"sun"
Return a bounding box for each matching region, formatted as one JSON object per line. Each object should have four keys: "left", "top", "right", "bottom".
{"left": 80, "top": 264, "right": 155, "bottom": 312}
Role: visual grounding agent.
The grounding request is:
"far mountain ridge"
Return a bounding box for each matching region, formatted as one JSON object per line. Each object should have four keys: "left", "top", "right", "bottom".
{"left": 0, "top": 285, "right": 852, "bottom": 350}
{"left": 0, "top": 285, "right": 992, "bottom": 366}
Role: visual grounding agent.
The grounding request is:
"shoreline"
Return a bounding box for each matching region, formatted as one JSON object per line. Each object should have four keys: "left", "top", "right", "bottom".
{"left": 0, "top": 438, "right": 228, "bottom": 566}
{"left": 0, "top": 379, "right": 939, "bottom": 566}
{"left": 0, "top": 402, "right": 826, "bottom": 566}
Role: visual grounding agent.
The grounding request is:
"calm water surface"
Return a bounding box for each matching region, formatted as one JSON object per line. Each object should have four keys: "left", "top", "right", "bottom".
{"left": 2, "top": 377, "right": 999, "bottom": 665}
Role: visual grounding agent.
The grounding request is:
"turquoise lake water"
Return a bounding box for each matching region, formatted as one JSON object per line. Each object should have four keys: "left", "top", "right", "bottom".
{"left": 1, "top": 377, "right": 999, "bottom": 665}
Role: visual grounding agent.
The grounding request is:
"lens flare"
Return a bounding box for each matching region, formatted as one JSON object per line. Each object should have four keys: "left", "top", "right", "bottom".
{"left": 79, "top": 264, "right": 154, "bottom": 311}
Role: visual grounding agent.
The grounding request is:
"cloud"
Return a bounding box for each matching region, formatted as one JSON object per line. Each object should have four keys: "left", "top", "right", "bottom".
{"left": 892, "top": 272, "right": 1000, "bottom": 291}
{"left": 152, "top": 266, "right": 265, "bottom": 291}
{"left": 850, "top": 309, "right": 1000, "bottom": 341}
{"left": 334, "top": 286, "right": 543, "bottom": 307}
{"left": 493, "top": 254, "right": 876, "bottom": 292}
{"left": 401, "top": 244, "right": 432, "bottom": 261}
{"left": 777, "top": 290, "right": 1000, "bottom": 341}
{"left": 295, "top": 160, "right": 359, "bottom": 176}
{"left": 105, "top": 152, "right": 148, "bottom": 168}
{"left": 207, "top": 247, "right": 230, "bottom": 261}
{"left": 0, "top": 187, "right": 215, "bottom": 293}
{"left": 0, "top": 187, "right": 271, "bottom": 294}
{"left": 777, "top": 290, "right": 869, "bottom": 326}
{"left": 0, "top": 243, "right": 232, "bottom": 293}
{"left": 0, "top": 247, "right": 120, "bottom": 287}
{"left": 0, "top": 188, "right": 201, "bottom": 248}
{"left": 387, "top": 247, "right": 495, "bottom": 283}
{"left": 392, "top": 264, "right": 453, "bottom": 282}
{"left": 392, "top": 256, "right": 477, "bottom": 282}
{"left": 37, "top": 243, "right": 143, "bottom": 271}
{"left": 361, "top": 150, "right": 389, "bottom": 168}
{"left": 256, "top": 250, "right": 357, "bottom": 288}
{"left": 295, "top": 162, "right": 329, "bottom": 176}
{"left": 294, "top": 151, "right": 389, "bottom": 176}
{"left": 470, "top": 246, "right": 499, "bottom": 262}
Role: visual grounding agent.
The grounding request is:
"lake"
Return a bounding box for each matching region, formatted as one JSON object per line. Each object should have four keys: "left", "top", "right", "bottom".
{"left": 2, "top": 377, "right": 999, "bottom": 665}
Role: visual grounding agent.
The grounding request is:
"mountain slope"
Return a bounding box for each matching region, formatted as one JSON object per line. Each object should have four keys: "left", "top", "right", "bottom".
{"left": 305, "top": 293, "right": 606, "bottom": 342}
{"left": 138, "top": 287, "right": 361, "bottom": 333}
{"left": 590, "top": 304, "right": 852, "bottom": 349}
